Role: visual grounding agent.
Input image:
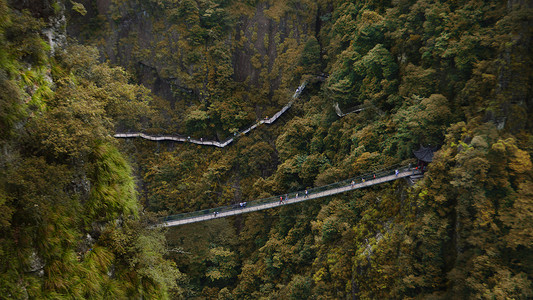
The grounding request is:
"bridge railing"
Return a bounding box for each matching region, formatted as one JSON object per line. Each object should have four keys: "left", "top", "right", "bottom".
{"left": 117, "top": 80, "right": 309, "bottom": 148}
{"left": 161, "top": 163, "right": 417, "bottom": 224}
{"left": 300, "top": 163, "right": 413, "bottom": 196}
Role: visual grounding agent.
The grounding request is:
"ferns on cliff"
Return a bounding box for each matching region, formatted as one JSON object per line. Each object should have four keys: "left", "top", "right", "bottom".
{"left": 106, "top": 1, "right": 533, "bottom": 298}
{"left": 0, "top": 1, "right": 182, "bottom": 298}
{"left": 86, "top": 143, "right": 138, "bottom": 223}
{"left": 5, "top": 0, "right": 525, "bottom": 298}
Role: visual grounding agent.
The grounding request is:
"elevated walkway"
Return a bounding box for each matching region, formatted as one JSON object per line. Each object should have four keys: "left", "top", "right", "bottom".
{"left": 334, "top": 103, "right": 367, "bottom": 117}
{"left": 160, "top": 166, "right": 421, "bottom": 227}
{"left": 115, "top": 79, "right": 311, "bottom": 147}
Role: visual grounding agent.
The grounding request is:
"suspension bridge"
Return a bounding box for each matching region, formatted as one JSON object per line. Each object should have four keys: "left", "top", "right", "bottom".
{"left": 115, "top": 74, "right": 414, "bottom": 228}
{"left": 159, "top": 165, "right": 421, "bottom": 227}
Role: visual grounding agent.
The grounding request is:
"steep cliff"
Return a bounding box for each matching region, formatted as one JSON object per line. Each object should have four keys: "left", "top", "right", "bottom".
{"left": 2, "top": 0, "right": 532, "bottom": 299}
{"left": 0, "top": 1, "right": 182, "bottom": 298}
{"left": 67, "top": 0, "right": 323, "bottom": 138}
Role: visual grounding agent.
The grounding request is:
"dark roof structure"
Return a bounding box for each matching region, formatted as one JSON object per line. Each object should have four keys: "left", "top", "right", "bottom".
{"left": 413, "top": 145, "right": 437, "bottom": 163}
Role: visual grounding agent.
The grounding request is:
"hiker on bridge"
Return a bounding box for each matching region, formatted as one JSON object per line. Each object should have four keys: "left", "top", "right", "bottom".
{"left": 160, "top": 163, "right": 427, "bottom": 227}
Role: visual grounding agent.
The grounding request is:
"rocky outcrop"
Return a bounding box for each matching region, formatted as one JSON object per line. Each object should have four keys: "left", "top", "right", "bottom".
{"left": 66, "top": 1, "right": 320, "bottom": 105}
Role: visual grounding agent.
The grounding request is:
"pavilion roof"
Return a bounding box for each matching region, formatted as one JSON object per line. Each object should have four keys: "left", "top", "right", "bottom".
{"left": 413, "top": 145, "right": 437, "bottom": 163}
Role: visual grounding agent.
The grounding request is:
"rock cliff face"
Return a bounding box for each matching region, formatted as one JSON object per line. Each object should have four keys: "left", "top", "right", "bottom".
{"left": 3, "top": 0, "right": 533, "bottom": 298}
{"left": 67, "top": 0, "right": 321, "bottom": 107}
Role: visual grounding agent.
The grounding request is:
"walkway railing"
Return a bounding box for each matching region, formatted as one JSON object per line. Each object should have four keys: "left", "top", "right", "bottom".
{"left": 334, "top": 102, "right": 368, "bottom": 117}
{"left": 159, "top": 164, "right": 420, "bottom": 227}
{"left": 115, "top": 80, "right": 309, "bottom": 148}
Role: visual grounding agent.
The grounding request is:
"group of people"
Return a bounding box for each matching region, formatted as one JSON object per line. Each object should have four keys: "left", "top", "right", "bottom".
{"left": 212, "top": 169, "right": 406, "bottom": 220}
{"left": 278, "top": 189, "right": 310, "bottom": 204}
{"left": 214, "top": 187, "right": 317, "bottom": 218}
{"left": 213, "top": 201, "right": 248, "bottom": 217}
{"left": 348, "top": 169, "right": 401, "bottom": 187}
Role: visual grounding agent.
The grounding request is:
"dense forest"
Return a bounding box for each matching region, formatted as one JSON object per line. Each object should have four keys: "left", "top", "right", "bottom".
{"left": 1, "top": 0, "right": 532, "bottom": 298}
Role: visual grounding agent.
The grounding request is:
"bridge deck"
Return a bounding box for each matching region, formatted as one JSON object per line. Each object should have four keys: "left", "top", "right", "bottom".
{"left": 161, "top": 169, "right": 419, "bottom": 227}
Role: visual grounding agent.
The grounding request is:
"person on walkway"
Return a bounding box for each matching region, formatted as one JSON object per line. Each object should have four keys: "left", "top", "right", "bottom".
{"left": 395, "top": 169, "right": 399, "bottom": 176}
{"left": 362, "top": 178, "right": 365, "bottom": 183}
{"left": 351, "top": 180, "right": 355, "bottom": 187}
{"left": 296, "top": 193, "right": 299, "bottom": 198}
{"left": 243, "top": 202, "right": 247, "bottom": 207}
{"left": 305, "top": 190, "right": 308, "bottom": 198}
{"left": 280, "top": 196, "right": 283, "bottom": 204}
{"left": 373, "top": 174, "right": 376, "bottom": 179}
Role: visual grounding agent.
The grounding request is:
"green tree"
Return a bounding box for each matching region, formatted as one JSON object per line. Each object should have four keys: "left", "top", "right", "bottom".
{"left": 205, "top": 246, "right": 239, "bottom": 285}
{"left": 299, "top": 36, "right": 321, "bottom": 74}
{"left": 353, "top": 44, "right": 398, "bottom": 104}
{"left": 0, "top": 72, "right": 24, "bottom": 140}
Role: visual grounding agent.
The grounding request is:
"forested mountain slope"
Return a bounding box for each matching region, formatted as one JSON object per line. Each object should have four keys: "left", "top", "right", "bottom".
{"left": 0, "top": 0, "right": 182, "bottom": 298}
{"left": 1, "top": 0, "right": 532, "bottom": 299}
